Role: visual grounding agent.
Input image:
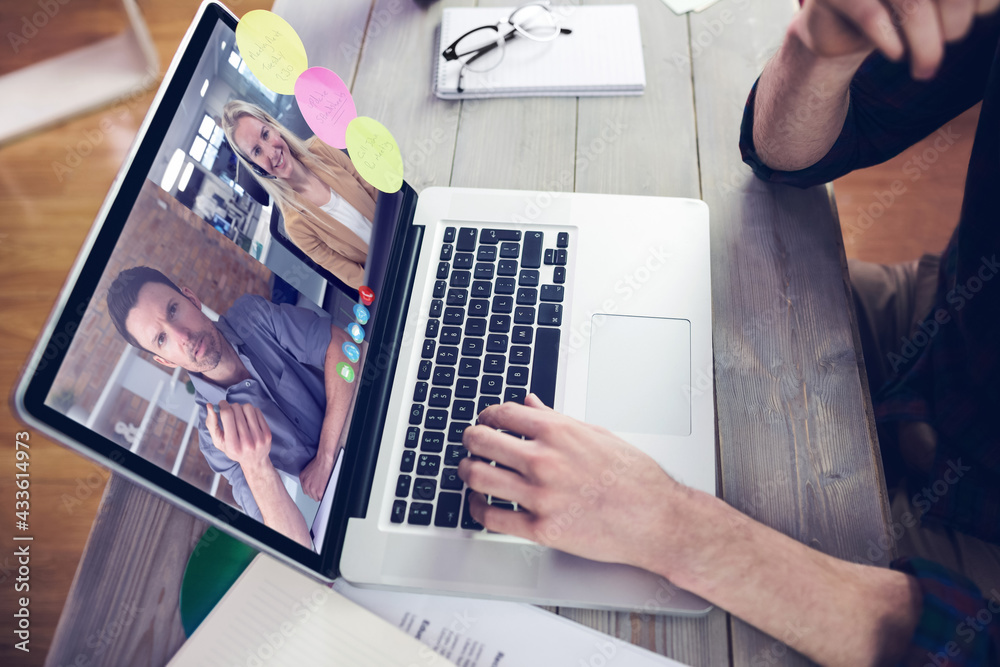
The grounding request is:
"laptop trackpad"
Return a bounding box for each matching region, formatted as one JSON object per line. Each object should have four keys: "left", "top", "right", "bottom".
{"left": 585, "top": 315, "right": 691, "bottom": 436}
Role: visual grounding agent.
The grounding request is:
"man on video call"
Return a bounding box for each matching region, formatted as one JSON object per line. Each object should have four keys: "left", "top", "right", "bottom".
{"left": 107, "top": 266, "right": 355, "bottom": 549}
{"left": 458, "top": 0, "right": 1000, "bottom": 663}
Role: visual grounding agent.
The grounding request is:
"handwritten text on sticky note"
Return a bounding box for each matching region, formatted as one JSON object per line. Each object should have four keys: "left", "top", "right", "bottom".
{"left": 235, "top": 10, "right": 308, "bottom": 95}
{"left": 345, "top": 117, "right": 404, "bottom": 194}
{"left": 294, "top": 67, "right": 357, "bottom": 149}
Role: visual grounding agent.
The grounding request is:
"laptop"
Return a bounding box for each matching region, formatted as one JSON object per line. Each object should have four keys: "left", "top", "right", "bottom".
{"left": 14, "top": 0, "right": 716, "bottom": 614}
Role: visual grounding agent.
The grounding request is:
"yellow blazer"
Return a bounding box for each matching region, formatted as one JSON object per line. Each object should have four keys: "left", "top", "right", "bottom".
{"left": 279, "top": 137, "right": 379, "bottom": 288}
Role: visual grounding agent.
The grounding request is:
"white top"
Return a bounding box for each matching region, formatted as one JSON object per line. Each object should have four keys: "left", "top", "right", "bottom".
{"left": 319, "top": 187, "right": 373, "bottom": 246}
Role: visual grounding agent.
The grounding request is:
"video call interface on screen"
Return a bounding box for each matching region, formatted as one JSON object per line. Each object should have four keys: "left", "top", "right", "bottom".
{"left": 44, "top": 18, "right": 395, "bottom": 553}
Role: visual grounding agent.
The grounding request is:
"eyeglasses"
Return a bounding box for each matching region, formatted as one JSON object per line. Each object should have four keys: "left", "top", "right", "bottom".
{"left": 441, "top": 2, "right": 573, "bottom": 93}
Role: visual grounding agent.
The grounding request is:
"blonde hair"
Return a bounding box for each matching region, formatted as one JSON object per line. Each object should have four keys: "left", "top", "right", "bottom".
{"left": 220, "top": 100, "right": 334, "bottom": 228}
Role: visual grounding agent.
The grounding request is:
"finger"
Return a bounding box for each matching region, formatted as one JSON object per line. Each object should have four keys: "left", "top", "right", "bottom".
{"left": 476, "top": 400, "right": 560, "bottom": 439}
{"left": 205, "top": 404, "right": 222, "bottom": 441}
{"left": 523, "top": 393, "right": 553, "bottom": 411}
{"left": 467, "top": 491, "right": 535, "bottom": 540}
{"left": 462, "top": 424, "right": 532, "bottom": 472}
{"left": 890, "top": 0, "right": 945, "bottom": 78}
{"left": 229, "top": 404, "right": 252, "bottom": 456}
{"left": 458, "top": 457, "right": 534, "bottom": 504}
{"left": 242, "top": 404, "right": 265, "bottom": 447}
{"left": 217, "top": 401, "right": 238, "bottom": 453}
{"left": 938, "top": 0, "right": 975, "bottom": 41}
{"left": 251, "top": 404, "right": 273, "bottom": 444}
{"left": 828, "top": 0, "right": 905, "bottom": 60}
{"left": 975, "top": 0, "right": 1000, "bottom": 15}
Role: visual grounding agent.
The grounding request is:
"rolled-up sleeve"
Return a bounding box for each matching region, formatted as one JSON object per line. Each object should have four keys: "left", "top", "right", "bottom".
{"left": 891, "top": 557, "right": 1000, "bottom": 666}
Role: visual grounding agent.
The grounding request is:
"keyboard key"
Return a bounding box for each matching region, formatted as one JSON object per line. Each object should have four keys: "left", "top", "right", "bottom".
{"left": 400, "top": 450, "right": 416, "bottom": 473}
{"left": 443, "top": 307, "right": 464, "bottom": 325}
{"left": 478, "top": 396, "right": 501, "bottom": 413}
{"left": 512, "top": 326, "right": 533, "bottom": 344}
{"left": 491, "top": 499, "right": 515, "bottom": 511}
{"left": 448, "top": 422, "right": 470, "bottom": 442}
{"left": 553, "top": 267, "right": 566, "bottom": 284}
{"left": 477, "top": 246, "right": 497, "bottom": 262}
{"left": 470, "top": 281, "right": 492, "bottom": 298}
{"left": 429, "top": 299, "right": 443, "bottom": 318}
{"left": 446, "top": 289, "right": 468, "bottom": 306}
{"left": 409, "top": 404, "right": 424, "bottom": 425}
{"left": 522, "top": 231, "right": 543, "bottom": 268}
{"left": 486, "top": 334, "right": 509, "bottom": 353}
{"left": 497, "top": 260, "right": 518, "bottom": 276}
{"left": 455, "top": 378, "right": 478, "bottom": 397}
{"left": 418, "top": 359, "right": 432, "bottom": 380}
{"left": 509, "top": 346, "right": 531, "bottom": 364}
{"left": 425, "top": 409, "right": 448, "bottom": 430}
{"left": 408, "top": 502, "right": 433, "bottom": 525}
{"left": 555, "top": 249, "right": 568, "bottom": 265}
{"left": 507, "top": 366, "right": 529, "bottom": 386}
{"left": 435, "top": 492, "right": 462, "bottom": 527}
{"left": 437, "top": 262, "right": 450, "bottom": 279}
{"left": 504, "top": 387, "right": 527, "bottom": 403}
{"left": 456, "top": 227, "right": 477, "bottom": 251}
{"left": 396, "top": 475, "right": 411, "bottom": 498}
{"left": 516, "top": 288, "right": 537, "bottom": 305}
{"left": 544, "top": 248, "right": 555, "bottom": 265}
{"left": 453, "top": 252, "right": 474, "bottom": 269}
{"left": 538, "top": 303, "right": 563, "bottom": 326}
{"left": 474, "top": 263, "right": 495, "bottom": 280}
{"left": 441, "top": 469, "right": 464, "bottom": 491}
{"left": 490, "top": 314, "right": 511, "bottom": 332}
{"left": 492, "top": 296, "right": 513, "bottom": 313}
{"left": 557, "top": 232, "right": 569, "bottom": 248}
{"left": 413, "top": 381, "right": 428, "bottom": 402}
{"left": 405, "top": 426, "right": 420, "bottom": 448}
{"left": 518, "top": 269, "right": 539, "bottom": 286}
{"left": 513, "top": 307, "right": 535, "bottom": 325}
{"left": 428, "top": 387, "right": 452, "bottom": 407}
{"left": 458, "top": 357, "right": 481, "bottom": 376}
{"left": 445, "top": 445, "right": 467, "bottom": 466}
{"left": 425, "top": 319, "right": 440, "bottom": 338}
{"left": 413, "top": 480, "right": 436, "bottom": 501}
{"left": 451, "top": 400, "right": 476, "bottom": 421}
{"left": 540, "top": 285, "right": 564, "bottom": 302}
{"left": 481, "top": 375, "right": 503, "bottom": 395}
{"left": 421, "top": 339, "right": 436, "bottom": 359}
{"left": 495, "top": 278, "right": 516, "bottom": 294}
{"left": 417, "top": 454, "right": 441, "bottom": 477}
{"left": 432, "top": 367, "right": 455, "bottom": 386}
{"left": 500, "top": 242, "right": 520, "bottom": 258}
{"left": 443, "top": 226, "right": 456, "bottom": 243}
{"left": 465, "top": 318, "right": 487, "bottom": 336}
{"left": 480, "top": 228, "right": 521, "bottom": 243}
{"left": 391, "top": 499, "right": 407, "bottom": 523}
{"left": 421, "top": 431, "right": 445, "bottom": 452}
{"left": 440, "top": 243, "right": 453, "bottom": 261}
{"left": 440, "top": 326, "right": 461, "bottom": 345}
{"left": 484, "top": 354, "right": 505, "bottom": 373}
{"left": 462, "top": 490, "right": 483, "bottom": 530}
{"left": 436, "top": 346, "right": 459, "bottom": 365}
{"left": 468, "top": 299, "right": 489, "bottom": 317}
{"left": 450, "top": 271, "right": 471, "bottom": 288}
{"left": 530, "top": 327, "right": 560, "bottom": 408}
{"left": 462, "top": 338, "right": 484, "bottom": 356}
{"left": 433, "top": 280, "right": 447, "bottom": 297}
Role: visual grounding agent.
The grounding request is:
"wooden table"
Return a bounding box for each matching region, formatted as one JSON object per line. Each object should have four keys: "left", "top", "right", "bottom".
{"left": 45, "top": 0, "right": 893, "bottom": 664}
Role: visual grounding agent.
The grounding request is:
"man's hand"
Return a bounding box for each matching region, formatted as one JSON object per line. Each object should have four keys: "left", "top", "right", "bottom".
{"left": 795, "top": 0, "right": 998, "bottom": 80}
{"left": 205, "top": 400, "right": 272, "bottom": 474}
{"left": 458, "top": 394, "right": 685, "bottom": 571}
{"left": 298, "top": 447, "right": 340, "bottom": 501}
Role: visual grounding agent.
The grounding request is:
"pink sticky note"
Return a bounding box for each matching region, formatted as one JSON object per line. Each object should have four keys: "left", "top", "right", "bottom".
{"left": 294, "top": 67, "right": 357, "bottom": 149}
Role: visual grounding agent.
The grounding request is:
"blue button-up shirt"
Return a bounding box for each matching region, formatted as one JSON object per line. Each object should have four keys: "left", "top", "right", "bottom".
{"left": 190, "top": 295, "right": 333, "bottom": 520}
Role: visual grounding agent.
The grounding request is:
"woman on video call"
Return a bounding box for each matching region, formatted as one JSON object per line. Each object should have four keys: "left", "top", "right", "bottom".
{"left": 222, "top": 100, "right": 378, "bottom": 289}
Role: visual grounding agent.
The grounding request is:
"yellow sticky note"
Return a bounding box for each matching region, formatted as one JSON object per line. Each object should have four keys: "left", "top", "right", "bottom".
{"left": 345, "top": 117, "right": 404, "bottom": 194}
{"left": 235, "top": 10, "right": 308, "bottom": 95}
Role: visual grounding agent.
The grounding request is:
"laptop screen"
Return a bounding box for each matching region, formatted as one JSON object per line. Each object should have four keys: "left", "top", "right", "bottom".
{"left": 28, "top": 5, "right": 405, "bottom": 561}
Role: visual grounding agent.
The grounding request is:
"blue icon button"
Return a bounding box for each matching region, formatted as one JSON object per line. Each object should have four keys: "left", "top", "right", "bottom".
{"left": 353, "top": 303, "right": 370, "bottom": 325}
{"left": 342, "top": 341, "right": 360, "bottom": 363}
{"left": 347, "top": 322, "right": 365, "bottom": 344}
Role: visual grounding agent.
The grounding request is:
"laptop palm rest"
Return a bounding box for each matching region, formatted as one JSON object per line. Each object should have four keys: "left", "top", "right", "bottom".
{"left": 586, "top": 315, "right": 691, "bottom": 437}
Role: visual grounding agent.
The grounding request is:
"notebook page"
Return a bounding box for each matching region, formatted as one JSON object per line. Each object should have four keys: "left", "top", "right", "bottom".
{"left": 167, "top": 555, "right": 454, "bottom": 667}
{"left": 436, "top": 5, "right": 645, "bottom": 97}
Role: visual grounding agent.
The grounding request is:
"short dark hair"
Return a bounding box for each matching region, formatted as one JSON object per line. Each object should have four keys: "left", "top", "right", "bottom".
{"left": 107, "top": 266, "right": 183, "bottom": 351}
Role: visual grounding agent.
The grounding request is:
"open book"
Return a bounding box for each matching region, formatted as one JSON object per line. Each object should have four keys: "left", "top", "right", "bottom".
{"left": 434, "top": 5, "right": 646, "bottom": 99}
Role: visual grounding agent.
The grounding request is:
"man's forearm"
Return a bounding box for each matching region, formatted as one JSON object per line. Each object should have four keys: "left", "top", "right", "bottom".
{"left": 753, "top": 23, "right": 869, "bottom": 171}
{"left": 243, "top": 461, "right": 313, "bottom": 548}
{"left": 647, "top": 487, "right": 922, "bottom": 666}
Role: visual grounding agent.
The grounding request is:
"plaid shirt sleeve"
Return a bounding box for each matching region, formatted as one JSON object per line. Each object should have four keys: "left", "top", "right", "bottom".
{"left": 891, "top": 557, "right": 1000, "bottom": 666}
{"left": 739, "top": 15, "right": 1000, "bottom": 188}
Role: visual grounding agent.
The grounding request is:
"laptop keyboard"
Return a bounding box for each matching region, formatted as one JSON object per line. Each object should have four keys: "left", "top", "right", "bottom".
{"left": 390, "top": 226, "right": 570, "bottom": 531}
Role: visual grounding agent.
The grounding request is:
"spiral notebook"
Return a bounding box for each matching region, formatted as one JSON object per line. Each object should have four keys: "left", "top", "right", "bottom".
{"left": 434, "top": 4, "right": 646, "bottom": 99}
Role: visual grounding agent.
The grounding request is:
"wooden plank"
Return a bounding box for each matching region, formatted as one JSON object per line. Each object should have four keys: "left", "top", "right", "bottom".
{"left": 689, "top": 0, "right": 893, "bottom": 664}
{"left": 45, "top": 476, "right": 207, "bottom": 667}
{"left": 271, "top": 0, "right": 373, "bottom": 86}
